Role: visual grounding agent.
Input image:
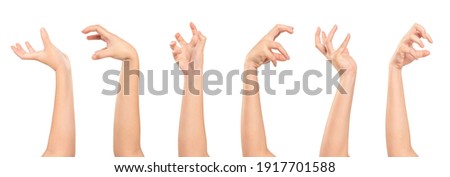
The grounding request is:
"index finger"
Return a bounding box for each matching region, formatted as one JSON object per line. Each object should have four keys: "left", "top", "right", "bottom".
{"left": 337, "top": 34, "right": 351, "bottom": 52}
{"left": 266, "top": 24, "right": 294, "bottom": 40}
{"left": 411, "top": 23, "right": 426, "bottom": 38}
{"left": 82, "top": 25, "right": 112, "bottom": 38}
{"left": 411, "top": 23, "right": 432, "bottom": 43}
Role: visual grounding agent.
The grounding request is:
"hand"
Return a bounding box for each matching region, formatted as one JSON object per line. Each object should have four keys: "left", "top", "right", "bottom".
{"left": 170, "top": 22, "right": 206, "bottom": 72}
{"left": 315, "top": 25, "right": 356, "bottom": 76}
{"left": 390, "top": 23, "right": 433, "bottom": 69}
{"left": 245, "top": 24, "right": 293, "bottom": 69}
{"left": 82, "top": 25, "right": 138, "bottom": 61}
{"left": 11, "top": 28, "right": 70, "bottom": 72}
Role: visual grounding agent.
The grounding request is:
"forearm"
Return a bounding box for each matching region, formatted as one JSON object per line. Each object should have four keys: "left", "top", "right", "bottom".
{"left": 241, "top": 65, "right": 273, "bottom": 157}
{"left": 44, "top": 67, "right": 75, "bottom": 157}
{"left": 386, "top": 65, "right": 416, "bottom": 157}
{"left": 178, "top": 71, "right": 208, "bottom": 157}
{"left": 320, "top": 74, "right": 355, "bottom": 157}
{"left": 113, "top": 59, "right": 143, "bottom": 157}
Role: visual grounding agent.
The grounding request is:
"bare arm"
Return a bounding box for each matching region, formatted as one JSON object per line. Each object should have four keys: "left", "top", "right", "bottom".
{"left": 386, "top": 23, "right": 433, "bottom": 157}
{"left": 170, "top": 23, "right": 209, "bottom": 157}
{"left": 82, "top": 25, "right": 143, "bottom": 157}
{"left": 241, "top": 67, "right": 273, "bottom": 157}
{"left": 315, "top": 25, "right": 356, "bottom": 157}
{"left": 11, "top": 28, "right": 75, "bottom": 157}
{"left": 241, "top": 24, "right": 294, "bottom": 157}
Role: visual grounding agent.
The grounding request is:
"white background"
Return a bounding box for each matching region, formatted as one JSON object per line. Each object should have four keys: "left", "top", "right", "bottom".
{"left": 0, "top": 0, "right": 449, "bottom": 176}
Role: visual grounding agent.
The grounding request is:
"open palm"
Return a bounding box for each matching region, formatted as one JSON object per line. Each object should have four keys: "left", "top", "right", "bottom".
{"left": 11, "top": 28, "right": 70, "bottom": 71}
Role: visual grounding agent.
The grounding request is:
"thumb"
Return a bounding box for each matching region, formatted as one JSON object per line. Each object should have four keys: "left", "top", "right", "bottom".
{"left": 197, "top": 31, "right": 207, "bottom": 47}
{"left": 92, "top": 48, "right": 112, "bottom": 60}
{"left": 40, "top": 28, "right": 52, "bottom": 48}
{"left": 411, "top": 49, "right": 430, "bottom": 59}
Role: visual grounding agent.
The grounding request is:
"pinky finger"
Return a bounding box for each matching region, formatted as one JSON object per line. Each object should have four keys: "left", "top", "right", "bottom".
{"left": 271, "top": 59, "right": 277, "bottom": 67}
{"left": 172, "top": 48, "right": 182, "bottom": 59}
{"left": 170, "top": 41, "right": 179, "bottom": 50}
{"left": 11, "top": 46, "right": 24, "bottom": 58}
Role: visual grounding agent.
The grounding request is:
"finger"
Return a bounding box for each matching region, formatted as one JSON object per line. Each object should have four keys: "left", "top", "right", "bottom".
{"left": 267, "top": 24, "right": 294, "bottom": 40}
{"left": 82, "top": 25, "right": 112, "bottom": 39}
{"left": 410, "top": 23, "right": 433, "bottom": 45}
{"left": 87, "top": 35, "right": 102, "bottom": 40}
{"left": 170, "top": 41, "right": 182, "bottom": 59}
{"left": 40, "top": 28, "right": 52, "bottom": 48}
{"left": 325, "top": 25, "right": 338, "bottom": 52}
{"left": 11, "top": 44, "right": 39, "bottom": 60}
{"left": 198, "top": 31, "right": 207, "bottom": 42}
{"left": 337, "top": 34, "right": 351, "bottom": 52}
{"left": 269, "top": 42, "right": 290, "bottom": 60}
{"left": 170, "top": 41, "right": 179, "bottom": 50}
{"left": 11, "top": 45, "right": 25, "bottom": 58}
{"left": 412, "top": 23, "right": 427, "bottom": 39}
{"left": 271, "top": 58, "right": 277, "bottom": 67}
{"left": 172, "top": 48, "right": 182, "bottom": 60}
{"left": 322, "top": 31, "right": 328, "bottom": 51}
{"left": 265, "top": 51, "right": 277, "bottom": 67}
{"left": 175, "top": 33, "right": 187, "bottom": 46}
{"left": 315, "top": 27, "right": 326, "bottom": 54}
{"left": 196, "top": 31, "right": 207, "bottom": 48}
{"left": 92, "top": 48, "right": 112, "bottom": 60}
{"left": 425, "top": 33, "right": 433, "bottom": 43}
{"left": 409, "top": 35, "right": 425, "bottom": 48}
{"left": 25, "top": 41, "right": 36, "bottom": 53}
{"left": 273, "top": 53, "right": 288, "bottom": 61}
{"left": 410, "top": 49, "right": 430, "bottom": 59}
{"left": 15, "top": 43, "right": 26, "bottom": 53}
{"left": 190, "top": 22, "right": 198, "bottom": 35}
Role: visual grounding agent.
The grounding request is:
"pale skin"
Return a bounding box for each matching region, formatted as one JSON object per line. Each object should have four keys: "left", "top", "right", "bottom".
{"left": 11, "top": 28, "right": 75, "bottom": 157}
{"left": 82, "top": 25, "right": 144, "bottom": 157}
{"left": 315, "top": 25, "right": 356, "bottom": 157}
{"left": 170, "top": 22, "right": 209, "bottom": 157}
{"left": 386, "top": 23, "right": 433, "bottom": 157}
{"left": 241, "top": 24, "right": 294, "bottom": 157}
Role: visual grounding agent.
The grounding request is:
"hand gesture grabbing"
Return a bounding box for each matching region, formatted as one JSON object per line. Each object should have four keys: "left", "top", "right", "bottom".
{"left": 170, "top": 22, "right": 206, "bottom": 72}
{"left": 390, "top": 23, "right": 433, "bottom": 69}
{"left": 82, "top": 25, "right": 138, "bottom": 61}
{"left": 315, "top": 25, "right": 356, "bottom": 75}
{"left": 11, "top": 28, "right": 70, "bottom": 71}
{"left": 245, "top": 24, "right": 293, "bottom": 69}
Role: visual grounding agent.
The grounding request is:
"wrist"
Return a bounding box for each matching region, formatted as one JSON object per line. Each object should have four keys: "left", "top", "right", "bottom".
{"left": 54, "top": 57, "right": 72, "bottom": 73}
{"left": 125, "top": 55, "right": 140, "bottom": 70}
{"left": 389, "top": 62, "right": 402, "bottom": 71}
{"left": 125, "top": 47, "right": 139, "bottom": 61}
{"left": 244, "top": 60, "right": 258, "bottom": 70}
